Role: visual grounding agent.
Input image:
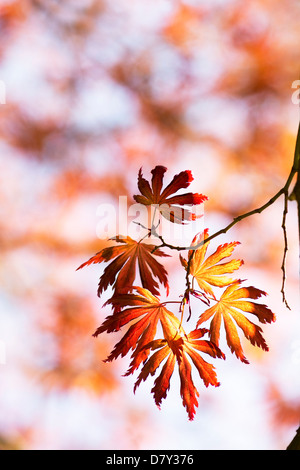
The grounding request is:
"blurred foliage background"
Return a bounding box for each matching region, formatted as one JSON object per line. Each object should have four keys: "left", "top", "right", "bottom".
{"left": 0, "top": 0, "right": 299, "bottom": 449}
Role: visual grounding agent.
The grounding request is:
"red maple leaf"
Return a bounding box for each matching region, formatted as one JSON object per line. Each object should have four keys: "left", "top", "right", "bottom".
{"left": 76, "top": 164, "right": 278, "bottom": 421}
{"left": 93, "top": 287, "right": 183, "bottom": 374}
{"left": 134, "top": 328, "right": 224, "bottom": 421}
{"left": 133, "top": 165, "right": 207, "bottom": 223}
{"left": 77, "top": 236, "right": 170, "bottom": 296}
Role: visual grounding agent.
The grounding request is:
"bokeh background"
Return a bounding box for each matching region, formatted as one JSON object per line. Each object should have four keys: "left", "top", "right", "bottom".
{"left": 0, "top": 0, "right": 300, "bottom": 450}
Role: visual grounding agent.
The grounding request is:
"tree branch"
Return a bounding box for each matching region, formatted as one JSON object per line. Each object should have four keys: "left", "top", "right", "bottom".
{"left": 285, "top": 106, "right": 300, "bottom": 452}
{"left": 153, "top": 134, "right": 299, "bottom": 255}
{"left": 135, "top": 117, "right": 300, "bottom": 451}
{"left": 281, "top": 190, "right": 291, "bottom": 309}
{"left": 287, "top": 426, "right": 300, "bottom": 450}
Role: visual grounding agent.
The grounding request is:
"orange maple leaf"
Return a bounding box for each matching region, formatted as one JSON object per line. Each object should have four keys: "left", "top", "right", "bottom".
{"left": 133, "top": 165, "right": 208, "bottom": 223}
{"left": 180, "top": 229, "right": 243, "bottom": 299}
{"left": 77, "top": 236, "right": 169, "bottom": 296}
{"left": 93, "top": 287, "right": 183, "bottom": 374}
{"left": 197, "top": 281, "right": 276, "bottom": 364}
{"left": 134, "top": 328, "right": 224, "bottom": 421}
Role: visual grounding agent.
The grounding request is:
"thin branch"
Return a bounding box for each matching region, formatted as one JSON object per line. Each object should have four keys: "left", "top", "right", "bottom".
{"left": 149, "top": 122, "right": 300, "bottom": 316}
{"left": 285, "top": 94, "right": 300, "bottom": 452}
{"left": 150, "top": 169, "right": 295, "bottom": 257}
{"left": 289, "top": 121, "right": 300, "bottom": 243}
{"left": 151, "top": 161, "right": 299, "bottom": 257}
{"left": 138, "top": 120, "right": 300, "bottom": 317}
{"left": 192, "top": 163, "right": 298, "bottom": 252}
{"left": 281, "top": 190, "right": 291, "bottom": 310}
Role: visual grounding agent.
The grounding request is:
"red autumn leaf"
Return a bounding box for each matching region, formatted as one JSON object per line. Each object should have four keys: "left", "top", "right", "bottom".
{"left": 77, "top": 236, "right": 170, "bottom": 296}
{"left": 134, "top": 328, "right": 224, "bottom": 421}
{"left": 133, "top": 165, "right": 208, "bottom": 223}
{"left": 180, "top": 229, "right": 243, "bottom": 299}
{"left": 93, "top": 287, "right": 183, "bottom": 374}
{"left": 197, "top": 281, "right": 276, "bottom": 364}
{"left": 75, "top": 162, "right": 279, "bottom": 421}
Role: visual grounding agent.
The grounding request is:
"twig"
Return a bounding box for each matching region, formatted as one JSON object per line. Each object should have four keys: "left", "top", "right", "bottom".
{"left": 281, "top": 190, "right": 291, "bottom": 309}
{"left": 138, "top": 121, "right": 300, "bottom": 314}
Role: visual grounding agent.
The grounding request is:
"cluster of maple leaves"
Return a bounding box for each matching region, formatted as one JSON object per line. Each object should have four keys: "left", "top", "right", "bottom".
{"left": 77, "top": 166, "right": 276, "bottom": 420}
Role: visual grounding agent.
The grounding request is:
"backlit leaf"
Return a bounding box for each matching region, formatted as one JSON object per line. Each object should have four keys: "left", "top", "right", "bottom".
{"left": 197, "top": 281, "right": 276, "bottom": 363}
{"left": 134, "top": 327, "right": 224, "bottom": 421}
{"left": 93, "top": 287, "right": 181, "bottom": 374}
{"left": 180, "top": 229, "right": 243, "bottom": 298}
{"left": 77, "top": 236, "right": 170, "bottom": 296}
{"left": 133, "top": 165, "right": 208, "bottom": 223}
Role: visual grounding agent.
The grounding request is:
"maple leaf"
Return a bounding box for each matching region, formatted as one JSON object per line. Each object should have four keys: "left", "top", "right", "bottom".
{"left": 180, "top": 229, "right": 244, "bottom": 299}
{"left": 134, "top": 328, "right": 224, "bottom": 421}
{"left": 133, "top": 165, "right": 208, "bottom": 223}
{"left": 77, "top": 236, "right": 170, "bottom": 296}
{"left": 197, "top": 281, "right": 276, "bottom": 364}
{"left": 92, "top": 287, "right": 183, "bottom": 374}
